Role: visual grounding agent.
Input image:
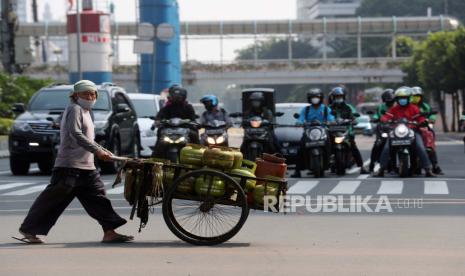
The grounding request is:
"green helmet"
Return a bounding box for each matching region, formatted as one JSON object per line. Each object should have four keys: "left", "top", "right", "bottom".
{"left": 411, "top": 86, "right": 423, "bottom": 96}
{"left": 394, "top": 86, "right": 412, "bottom": 98}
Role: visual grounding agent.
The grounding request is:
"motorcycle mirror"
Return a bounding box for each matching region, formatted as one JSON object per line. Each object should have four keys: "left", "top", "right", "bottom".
{"left": 366, "top": 110, "right": 374, "bottom": 115}
{"left": 293, "top": 113, "right": 300, "bottom": 119}
{"left": 354, "top": 113, "right": 361, "bottom": 118}
{"left": 275, "top": 112, "right": 284, "bottom": 117}
{"left": 229, "top": 112, "right": 242, "bottom": 118}
{"left": 149, "top": 116, "right": 156, "bottom": 120}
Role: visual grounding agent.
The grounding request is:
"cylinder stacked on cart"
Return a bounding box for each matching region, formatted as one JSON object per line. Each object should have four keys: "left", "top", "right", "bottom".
{"left": 158, "top": 144, "right": 287, "bottom": 207}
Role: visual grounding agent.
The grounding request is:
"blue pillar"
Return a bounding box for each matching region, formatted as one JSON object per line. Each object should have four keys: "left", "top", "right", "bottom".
{"left": 139, "top": 0, "right": 181, "bottom": 94}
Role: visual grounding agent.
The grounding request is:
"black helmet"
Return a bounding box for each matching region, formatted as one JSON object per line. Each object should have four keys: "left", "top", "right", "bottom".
{"left": 381, "top": 89, "right": 395, "bottom": 103}
{"left": 168, "top": 85, "right": 187, "bottom": 103}
{"left": 249, "top": 92, "right": 265, "bottom": 102}
{"left": 307, "top": 88, "right": 323, "bottom": 104}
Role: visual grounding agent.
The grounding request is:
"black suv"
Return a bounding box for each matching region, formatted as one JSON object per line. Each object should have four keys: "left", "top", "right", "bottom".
{"left": 9, "top": 83, "right": 140, "bottom": 175}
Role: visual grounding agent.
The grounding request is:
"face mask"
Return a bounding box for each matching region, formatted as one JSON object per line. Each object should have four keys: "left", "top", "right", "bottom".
{"left": 311, "top": 97, "right": 320, "bottom": 105}
{"left": 398, "top": 98, "right": 409, "bottom": 107}
{"left": 205, "top": 104, "right": 214, "bottom": 111}
{"left": 77, "top": 98, "right": 96, "bottom": 110}
{"left": 334, "top": 98, "right": 344, "bottom": 104}
{"left": 411, "top": 96, "right": 421, "bottom": 104}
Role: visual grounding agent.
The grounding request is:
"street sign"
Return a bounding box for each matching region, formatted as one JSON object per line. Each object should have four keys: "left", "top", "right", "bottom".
{"left": 137, "top": 23, "right": 155, "bottom": 39}
{"left": 133, "top": 39, "right": 154, "bottom": 54}
{"left": 157, "top": 23, "right": 175, "bottom": 42}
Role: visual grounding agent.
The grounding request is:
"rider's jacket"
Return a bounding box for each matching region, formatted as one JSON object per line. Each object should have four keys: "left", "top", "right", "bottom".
{"left": 372, "top": 103, "right": 390, "bottom": 121}
{"left": 297, "top": 104, "right": 335, "bottom": 124}
{"left": 155, "top": 101, "right": 197, "bottom": 122}
{"left": 381, "top": 104, "right": 425, "bottom": 128}
{"left": 329, "top": 102, "right": 357, "bottom": 135}
{"left": 200, "top": 108, "right": 232, "bottom": 127}
{"left": 414, "top": 102, "right": 436, "bottom": 122}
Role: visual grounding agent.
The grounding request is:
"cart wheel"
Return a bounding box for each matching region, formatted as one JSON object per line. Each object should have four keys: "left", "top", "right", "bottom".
{"left": 162, "top": 169, "right": 249, "bottom": 246}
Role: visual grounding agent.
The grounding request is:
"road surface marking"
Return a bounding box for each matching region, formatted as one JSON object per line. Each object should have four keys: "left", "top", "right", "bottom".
{"left": 106, "top": 186, "right": 124, "bottom": 195}
{"left": 329, "top": 181, "right": 361, "bottom": 194}
{"left": 287, "top": 181, "right": 319, "bottom": 195}
{"left": 0, "top": 182, "right": 36, "bottom": 191}
{"left": 424, "top": 181, "right": 449, "bottom": 195}
{"left": 1, "top": 184, "right": 48, "bottom": 196}
{"left": 357, "top": 174, "right": 370, "bottom": 179}
{"left": 377, "top": 181, "right": 403, "bottom": 194}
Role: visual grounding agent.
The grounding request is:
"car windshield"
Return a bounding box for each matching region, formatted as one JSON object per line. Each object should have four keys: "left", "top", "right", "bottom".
{"left": 28, "top": 89, "right": 111, "bottom": 111}
{"left": 276, "top": 106, "right": 305, "bottom": 125}
{"left": 358, "top": 116, "right": 370, "bottom": 123}
{"left": 131, "top": 99, "right": 157, "bottom": 118}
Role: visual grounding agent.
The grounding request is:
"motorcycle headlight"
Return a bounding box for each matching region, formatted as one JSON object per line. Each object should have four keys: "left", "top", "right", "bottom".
{"left": 307, "top": 129, "right": 322, "bottom": 141}
{"left": 13, "top": 122, "right": 32, "bottom": 132}
{"left": 207, "top": 137, "right": 216, "bottom": 144}
{"left": 250, "top": 120, "right": 262, "bottom": 128}
{"left": 394, "top": 125, "right": 409, "bottom": 138}
{"left": 334, "top": 137, "right": 344, "bottom": 144}
{"left": 216, "top": 136, "right": 225, "bottom": 144}
{"left": 175, "top": 137, "right": 186, "bottom": 143}
{"left": 381, "top": 133, "right": 389, "bottom": 138}
{"left": 163, "top": 136, "right": 174, "bottom": 143}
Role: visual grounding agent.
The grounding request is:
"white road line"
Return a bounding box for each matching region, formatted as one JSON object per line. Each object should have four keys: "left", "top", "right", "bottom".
{"left": 0, "top": 182, "right": 36, "bottom": 191}
{"left": 357, "top": 174, "right": 370, "bottom": 179}
{"left": 424, "top": 181, "right": 449, "bottom": 195}
{"left": 2, "top": 184, "right": 48, "bottom": 196}
{"left": 377, "top": 181, "right": 403, "bottom": 195}
{"left": 329, "top": 181, "right": 361, "bottom": 194}
{"left": 287, "top": 181, "right": 319, "bottom": 195}
{"left": 106, "top": 186, "right": 124, "bottom": 195}
{"left": 347, "top": 159, "right": 371, "bottom": 175}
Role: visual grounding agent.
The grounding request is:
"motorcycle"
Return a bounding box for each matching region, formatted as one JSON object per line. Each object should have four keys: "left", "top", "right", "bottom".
{"left": 327, "top": 119, "right": 354, "bottom": 176}
{"left": 294, "top": 114, "right": 330, "bottom": 178}
{"left": 240, "top": 116, "right": 273, "bottom": 161}
{"left": 154, "top": 118, "right": 198, "bottom": 163}
{"left": 201, "top": 120, "right": 229, "bottom": 147}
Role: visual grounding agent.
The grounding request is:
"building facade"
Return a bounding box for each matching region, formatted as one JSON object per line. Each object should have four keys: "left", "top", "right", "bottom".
{"left": 297, "top": 0, "right": 362, "bottom": 19}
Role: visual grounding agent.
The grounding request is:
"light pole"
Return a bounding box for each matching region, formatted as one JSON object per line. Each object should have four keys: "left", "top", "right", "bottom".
{"left": 76, "top": 0, "right": 82, "bottom": 80}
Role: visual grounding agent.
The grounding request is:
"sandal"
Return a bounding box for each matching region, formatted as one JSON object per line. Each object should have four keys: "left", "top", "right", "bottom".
{"left": 13, "top": 231, "right": 44, "bottom": 244}
{"left": 101, "top": 234, "right": 134, "bottom": 244}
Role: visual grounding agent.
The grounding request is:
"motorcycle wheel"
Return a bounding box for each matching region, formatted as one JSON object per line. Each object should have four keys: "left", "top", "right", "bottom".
{"left": 335, "top": 150, "right": 346, "bottom": 176}
{"left": 166, "top": 149, "right": 179, "bottom": 164}
{"left": 398, "top": 152, "right": 410, "bottom": 177}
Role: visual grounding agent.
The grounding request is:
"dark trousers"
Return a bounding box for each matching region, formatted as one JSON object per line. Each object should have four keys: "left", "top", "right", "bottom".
{"left": 20, "top": 168, "right": 127, "bottom": 236}
{"left": 349, "top": 136, "right": 364, "bottom": 167}
{"left": 379, "top": 133, "right": 432, "bottom": 170}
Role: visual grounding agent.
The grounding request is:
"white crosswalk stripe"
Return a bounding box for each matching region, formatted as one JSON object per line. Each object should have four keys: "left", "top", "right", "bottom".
{"left": 0, "top": 182, "right": 35, "bottom": 191}
{"left": 2, "top": 184, "right": 48, "bottom": 196}
{"left": 106, "top": 186, "right": 124, "bottom": 195}
{"left": 424, "top": 181, "right": 449, "bottom": 195}
{"left": 377, "top": 181, "right": 404, "bottom": 195}
{"left": 329, "top": 181, "right": 361, "bottom": 194}
{"left": 287, "top": 181, "right": 319, "bottom": 195}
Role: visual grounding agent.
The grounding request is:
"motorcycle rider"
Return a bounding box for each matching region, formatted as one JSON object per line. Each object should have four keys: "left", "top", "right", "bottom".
{"left": 375, "top": 87, "right": 435, "bottom": 177}
{"left": 328, "top": 87, "right": 369, "bottom": 174}
{"left": 199, "top": 95, "right": 232, "bottom": 144}
{"left": 151, "top": 85, "right": 199, "bottom": 157}
{"left": 291, "top": 88, "right": 335, "bottom": 178}
{"left": 411, "top": 86, "right": 443, "bottom": 174}
{"left": 368, "top": 89, "right": 396, "bottom": 172}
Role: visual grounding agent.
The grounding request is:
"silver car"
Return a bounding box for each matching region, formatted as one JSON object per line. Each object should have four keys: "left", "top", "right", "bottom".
{"left": 128, "top": 93, "right": 164, "bottom": 157}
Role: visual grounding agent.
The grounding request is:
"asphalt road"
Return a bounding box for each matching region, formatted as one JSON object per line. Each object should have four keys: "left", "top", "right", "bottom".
{"left": 1, "top": 134, "right": 465, "bottom": 275}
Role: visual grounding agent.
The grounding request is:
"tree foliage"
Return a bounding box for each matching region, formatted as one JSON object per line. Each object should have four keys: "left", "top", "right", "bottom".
{"left": 0, "top": 73, "right": 52, "bottom": 118}
{"left": 235, "top": 38, "right": 319, "bottom": 60}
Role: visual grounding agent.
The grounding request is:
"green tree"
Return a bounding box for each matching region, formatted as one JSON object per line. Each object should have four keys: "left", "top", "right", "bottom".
{"left": 235, "top": 38, "right": 319, "bottom": 60}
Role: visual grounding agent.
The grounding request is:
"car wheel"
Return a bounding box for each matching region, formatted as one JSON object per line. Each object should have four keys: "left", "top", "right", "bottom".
{"left": 10, "top": 155, "right": 30, "bottom": 175}
{"left": 38, "top": 159, "right": 53, "bottom": 174}
{"left": 100, "top": 136, "right": 121, "bottom": 174}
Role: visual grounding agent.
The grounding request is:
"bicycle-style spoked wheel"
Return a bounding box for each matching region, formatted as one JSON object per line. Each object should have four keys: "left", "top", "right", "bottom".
{"left": 162, "top": 169, "right": 249, "bottom": 246}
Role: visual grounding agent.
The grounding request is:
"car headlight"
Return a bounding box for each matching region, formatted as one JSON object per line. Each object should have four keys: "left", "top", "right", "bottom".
{"left": 307, "top": 129, "right": 323, "bottom": 141}
{"left": 163, "top": 136, "right": 174, "bottom": 143}
{"left": 13, "top": 122, "right": 32, "bottom": 132}
{"left": 94, "top": 121, "right": 109, "bottom": 130}
{"left": 216, "top": 136, "right": 225, "bottom": 144}
{"left": 394, "top": 124, "right": 409, "bottom": 138}
{"left": 207, "top": 137, "right": 216, "bottom": 144}
{"left": 141, "top": 129, "right": 156, "bottom": 137}
{"left": 334, "top": 137, "right": 344, "bottom": 144}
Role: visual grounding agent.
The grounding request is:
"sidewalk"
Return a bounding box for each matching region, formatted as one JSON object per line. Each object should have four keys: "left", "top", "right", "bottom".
{"left": 0, "top": 136, "right": 8, "bottom": 158}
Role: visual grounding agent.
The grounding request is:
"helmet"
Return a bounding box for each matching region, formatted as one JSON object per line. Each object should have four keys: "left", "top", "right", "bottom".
{"left": 381, "top": 89, "right": 395, "bottom": 103}
{"left": 394, "top": 86, "right": 412, "bottom": 98}
{"left": 329, "top": 87, "right": 345, "bottom": 104}
{"left": 200, "top": 95, "right": 219, "bottom": 106}
{"left": 411, "top": 86, "right": 423, "bottom": 96}
{"left": 307, "top": 88, "right": 323, "bottom": 99}
{"left": 168, "top": 85, "right": 187, "bottom": 103}
{"left": 249, "top": 92, "right": 265, "bottom": 102}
